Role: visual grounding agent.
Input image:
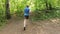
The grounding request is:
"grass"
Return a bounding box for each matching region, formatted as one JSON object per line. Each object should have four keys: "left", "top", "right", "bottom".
{"left": 0, "top": 20, "right": 7, "bottom": 31}
{"left": 29, "top": 10, "right": 60, "bottom": 21}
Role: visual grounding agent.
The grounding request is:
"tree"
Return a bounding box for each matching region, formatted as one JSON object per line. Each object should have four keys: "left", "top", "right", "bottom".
{"left": 45, "top": 0, "right": 53, "bottom": 13}
{"left": 5, "top": 0, "right": 11, "bottom": 19}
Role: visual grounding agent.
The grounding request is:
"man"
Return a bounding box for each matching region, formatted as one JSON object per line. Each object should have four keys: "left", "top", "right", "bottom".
{"left": 24, "top": 5, "right": 30, "bottom": 30}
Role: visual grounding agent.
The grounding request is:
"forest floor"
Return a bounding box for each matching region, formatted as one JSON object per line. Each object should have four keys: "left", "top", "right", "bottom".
{"left": 0, "top": 15, "right": 60, "bottom": 34}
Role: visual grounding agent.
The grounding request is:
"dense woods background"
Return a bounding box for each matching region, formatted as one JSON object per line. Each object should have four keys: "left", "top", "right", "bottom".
{"left": 0, "top": 0, "right": 60, "bottom": 27}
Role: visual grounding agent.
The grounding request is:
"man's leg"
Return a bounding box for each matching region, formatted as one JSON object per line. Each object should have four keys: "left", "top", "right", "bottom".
{"left": 24, "top": 19, "right": 26, "bottom": 30}
{"left": 24, "top": 16, "right": 29, "bottom": 30}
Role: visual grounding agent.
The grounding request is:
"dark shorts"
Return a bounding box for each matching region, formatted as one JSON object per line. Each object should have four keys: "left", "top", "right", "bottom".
{"left": 24, "top": 16, "right": 29, "bottom": 19}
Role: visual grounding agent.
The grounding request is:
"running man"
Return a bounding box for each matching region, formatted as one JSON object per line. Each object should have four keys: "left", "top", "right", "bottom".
{"left": 24, "top": 5, "right": 30, "bottom": 30}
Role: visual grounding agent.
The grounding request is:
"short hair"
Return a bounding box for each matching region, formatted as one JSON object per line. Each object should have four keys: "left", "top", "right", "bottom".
{"left": 26, "top": 5, "right": 29, "bottom": 8}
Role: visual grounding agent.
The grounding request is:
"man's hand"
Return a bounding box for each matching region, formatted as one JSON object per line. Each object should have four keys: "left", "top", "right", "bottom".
{"left": 29, "top": 10, "right": 33, "bottom": 16}
{"left": 29, "top": 10, "right": 32, "bottom": 14}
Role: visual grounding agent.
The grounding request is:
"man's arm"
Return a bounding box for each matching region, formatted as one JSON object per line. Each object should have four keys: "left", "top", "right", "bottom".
{"left": 29, "top": 10, "right": 32, "bottom": 14}
{"left": 29, "top": 10, "right": 33, "bottom": 16}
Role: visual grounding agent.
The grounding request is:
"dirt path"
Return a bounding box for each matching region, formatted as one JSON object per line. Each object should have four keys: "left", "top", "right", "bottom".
{"left": 0, "top": 16, "right": 60, "bottom": 34}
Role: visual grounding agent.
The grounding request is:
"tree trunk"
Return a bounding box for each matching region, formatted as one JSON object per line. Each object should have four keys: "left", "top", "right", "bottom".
{"left": 49, "top": 3, "right": 52, "bottom": 10}
{"left": 45, "top": 0, "right": 51, "bottom": 13}
{"left": 5, "top": 0, "right": 11, "bottom": 19}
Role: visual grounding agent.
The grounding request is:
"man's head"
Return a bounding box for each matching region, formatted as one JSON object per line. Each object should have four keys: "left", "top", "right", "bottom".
{"left": 26, "top": 5, "right": 29, "bottom": 8}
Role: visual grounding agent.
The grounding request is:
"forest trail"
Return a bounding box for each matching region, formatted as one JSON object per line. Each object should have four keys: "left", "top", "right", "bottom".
{"left": 0, "top": 15, "right": 60, "bottom": 34}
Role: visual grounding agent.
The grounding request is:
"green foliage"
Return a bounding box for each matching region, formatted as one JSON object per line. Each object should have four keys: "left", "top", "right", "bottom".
{"left": 0, "top": 0, "right": 7, "bottom": 27}
{"left": 30, "top": 10, "right": 60, "bottom": 21}
{"left": 0, "top": 0, "right": 60, "bottom": 27}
